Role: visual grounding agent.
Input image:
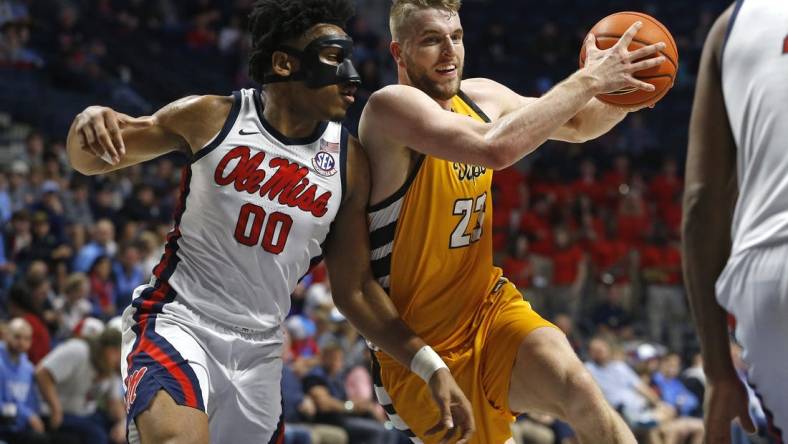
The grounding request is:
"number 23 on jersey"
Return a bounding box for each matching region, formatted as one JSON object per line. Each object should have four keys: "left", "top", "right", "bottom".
{"left": 450, "top": 192, "right": 487, "bottom": 249}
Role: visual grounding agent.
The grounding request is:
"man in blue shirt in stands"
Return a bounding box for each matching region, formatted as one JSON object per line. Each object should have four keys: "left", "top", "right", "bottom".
{"left": 0, "top": 318, "right": 46, "bottom": 444}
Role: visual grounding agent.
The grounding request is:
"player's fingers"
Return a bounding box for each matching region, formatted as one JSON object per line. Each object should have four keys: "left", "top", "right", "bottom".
{"left": 626, "top": 76, "right": 656, "bottom": 92}
{"left": 78, "top": 128, "right": 97, "bottom": 156}
{"left": 88, "top": 124, "right": 118, "bottom": 164}
{"left": 94, "top": 121, "right": 119, "bottom": 163}
{"left": 628, "top": 42, "right": 666, "bottom": 60}
{"left": 629, "top": 56, "right": 666, "bottom": 72}
{"left": 584, "top": 33, "right": 598, "bottom": 55}
{"left": 117, "top": 112, "right": 154, "bottom": 129}
{"left": 615, "top": 21, "right": 642, "bottom": 49}
{"left": 424, "top": 419, "right": 446, "bottom": 436}
{"left": 437, "top": 424, "right": 457, "bottom": 444}
{"left": 431, "top": 396, "right": 455, "bottom": 433}
{"left": 456, "top": 426, "right": 473, "bottom": 444}
{"left": 455, "top": 416, "right": 474, "bottom": 444}
{"left": 104, "top": 112, "right": 126, "bottom": 156}
{"left": 82, "top": 125, "right": 100, "bottom": 155}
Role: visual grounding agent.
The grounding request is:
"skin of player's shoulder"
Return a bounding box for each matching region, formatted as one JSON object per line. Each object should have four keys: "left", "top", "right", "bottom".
{"left": 364, "top": 84, "right": 424, "bottom": 112}
{"left": 460, "top": 77, "right": 524, "bottom": 121}
{"left": 708, "top": 5, "right": 734, "bottom": 63}
{"left": 156, "top": 94, "right": 235, "bottom": 154}
{"left": 359, "top": 85, "right": 417, "bottom": 150}
{"left": 367, "top": 79, "right": 508, "bottom": 120}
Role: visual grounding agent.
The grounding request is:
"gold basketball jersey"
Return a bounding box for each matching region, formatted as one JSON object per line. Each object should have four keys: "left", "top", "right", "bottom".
{"left": 368, "top": 91, "right": 503, "bottom": 350}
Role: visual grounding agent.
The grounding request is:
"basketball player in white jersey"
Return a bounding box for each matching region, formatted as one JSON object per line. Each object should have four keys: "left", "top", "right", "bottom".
{"left": 684, "top": 0, "right": 788, "bottom": 442}
{"left": 65, "top": 1, "right": 474, "bottom": 443}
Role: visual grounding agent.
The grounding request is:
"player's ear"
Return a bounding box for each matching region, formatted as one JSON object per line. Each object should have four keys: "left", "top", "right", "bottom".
{"left": 390, "top": 41, "right": 405, "bottom": 68}
{"left": 271, "top": 51, "right": 296, "bottom": 78}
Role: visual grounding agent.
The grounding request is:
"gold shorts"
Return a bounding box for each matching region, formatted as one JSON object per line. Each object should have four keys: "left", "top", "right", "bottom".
{"left": 374, "top": 279, "right": 557, "bottom": 444}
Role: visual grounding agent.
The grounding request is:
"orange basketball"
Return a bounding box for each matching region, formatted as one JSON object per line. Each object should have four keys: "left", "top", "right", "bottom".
{"left": 579, "top": 11, "right": 679, "bottom": 108}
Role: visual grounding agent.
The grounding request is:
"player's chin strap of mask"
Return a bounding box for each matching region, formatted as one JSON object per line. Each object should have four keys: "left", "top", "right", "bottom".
{"left": 263, "top": 35, "right": 362, "bottom": 89}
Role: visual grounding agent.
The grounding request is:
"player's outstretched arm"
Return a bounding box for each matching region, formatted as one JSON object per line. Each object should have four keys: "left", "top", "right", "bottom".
{"left": 360, "top": 22, "right": 664, "bottom": 170}
{"left": 66, "top": 95, "right": 233, "bottom": 175}
{"left": 324, "top": 137, "right": 474, "bottom": 444}
{"left": 465, "top": 81, "right": 642, "bottom": 145}
{"left": 682, "top": 5, "right": 756, "bottom": 441}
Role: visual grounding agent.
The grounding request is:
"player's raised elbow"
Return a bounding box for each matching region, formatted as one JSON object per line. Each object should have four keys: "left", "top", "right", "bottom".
{"left": 563, "top": 130, "right": 594, "bottom": 144}
{"left": 486, "top": 148, "right": 513, "bottom": 170}
{"left": 484, "top": 138, "right": 534, "bottom": 170}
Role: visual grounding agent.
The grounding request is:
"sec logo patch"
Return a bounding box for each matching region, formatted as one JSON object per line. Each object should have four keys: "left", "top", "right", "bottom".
{"left": 312, "top": 151, "right": 337, "bottom": 177}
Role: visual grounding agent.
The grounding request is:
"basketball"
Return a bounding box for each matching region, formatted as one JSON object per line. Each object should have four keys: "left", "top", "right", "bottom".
{"left": 579, "top": 11, "right": 679, "bottom": 108}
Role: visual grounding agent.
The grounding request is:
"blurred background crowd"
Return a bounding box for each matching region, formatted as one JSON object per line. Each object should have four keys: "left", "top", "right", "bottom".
{"left": 0, "top": 0, "right": 773, "bottom": 443}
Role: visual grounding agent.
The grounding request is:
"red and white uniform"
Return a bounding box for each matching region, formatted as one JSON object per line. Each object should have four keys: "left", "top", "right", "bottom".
{"left": 716, "top": 1, "right": 788, "bottom": 439}
{"left": 121, "top": 89, "right": 348, "bottom": 443}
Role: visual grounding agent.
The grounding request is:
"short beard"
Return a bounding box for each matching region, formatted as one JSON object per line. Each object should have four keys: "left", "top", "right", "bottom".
{"left": 405, "top": 61, "right": 462, "bottom": 101}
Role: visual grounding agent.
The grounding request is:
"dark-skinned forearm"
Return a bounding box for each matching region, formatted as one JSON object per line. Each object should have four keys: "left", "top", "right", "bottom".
{"left": 333, "top": 281, "right": 427, "bottom": 369}
{"left": 682, "top": 184, "right": 737, "bottom": 381}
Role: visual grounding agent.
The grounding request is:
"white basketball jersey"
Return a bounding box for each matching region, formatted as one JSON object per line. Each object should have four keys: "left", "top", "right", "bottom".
{"left": 722, "top": 0, "right": 788, "bottom": 256}
{"left": 153, "top": 89, "right": 347, "bottom": 332}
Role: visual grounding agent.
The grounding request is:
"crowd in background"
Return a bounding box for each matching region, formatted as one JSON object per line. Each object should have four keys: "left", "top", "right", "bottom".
{"left": 0, "top": 0, "right": 775, "bottom": 443}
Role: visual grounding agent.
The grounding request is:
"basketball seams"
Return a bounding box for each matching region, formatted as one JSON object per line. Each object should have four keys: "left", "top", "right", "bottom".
{"left": 597, "top": 10, "right": 679, "bottom": 57}
{"left": 578, "top": 11, "right": 679, "bottom": 108}
{"left": 624, "top": 11, "right": 679, "bottom": 56}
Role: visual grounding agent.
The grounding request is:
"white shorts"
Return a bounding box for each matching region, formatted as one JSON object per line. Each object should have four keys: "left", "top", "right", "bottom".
{"left": 121, "top": 282, "right": 285, "bottom": 443}
{"left": 717, "top": 244, "right": 788, "bottom": 438}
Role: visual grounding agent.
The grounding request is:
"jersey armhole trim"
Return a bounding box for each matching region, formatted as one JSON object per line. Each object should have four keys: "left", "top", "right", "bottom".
{"left": 339, "top": 127, "right": 349, "bottom": 201}
{"left": 721, "top": 0, "right": 745, "bottom": 71}
{"left": 457, "top": 90, "right": 492, "bottom": 123}
{"left": 367, "top": 154, "right": 425, "bottom": 213}
{"left": 192, "top": 91, "right": 242, "bottom": 163}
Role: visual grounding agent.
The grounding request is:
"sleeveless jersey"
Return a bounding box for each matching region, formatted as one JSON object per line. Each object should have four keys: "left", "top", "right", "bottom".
{"left": 722, "top": 0, "right": 788, "bottom": 257}
{"left": 368, "top": 91, "right": 503, "bottom": 349}
{"left": 150, "top": 89, "right": 347, "bottom": 332}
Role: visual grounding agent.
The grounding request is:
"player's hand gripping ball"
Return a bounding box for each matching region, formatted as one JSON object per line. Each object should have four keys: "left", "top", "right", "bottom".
{"left": 580, "top": 11, "right": 679, "bottom": 108}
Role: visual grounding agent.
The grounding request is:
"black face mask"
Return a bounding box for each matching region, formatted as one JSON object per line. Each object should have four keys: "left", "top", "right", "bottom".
{"left": 263, "top": 35, "right": 362, "bottom": 89}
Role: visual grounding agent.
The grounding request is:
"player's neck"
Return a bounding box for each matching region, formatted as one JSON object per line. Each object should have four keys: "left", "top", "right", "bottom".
{"left": 262, "top": 89, "right": 322, "bottom": 140}
{"left": 397, "top": 70, "right": 453, "bottom": 111}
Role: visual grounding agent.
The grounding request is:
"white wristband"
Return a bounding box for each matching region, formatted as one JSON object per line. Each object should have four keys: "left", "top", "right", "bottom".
{"left": 410, "top": 346, "right": 448, "bottom": 382}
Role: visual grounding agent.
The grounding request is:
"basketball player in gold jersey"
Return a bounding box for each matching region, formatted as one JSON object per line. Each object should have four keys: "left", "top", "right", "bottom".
{"left": 358, "top": 1, "right": 666, "bottom": 443}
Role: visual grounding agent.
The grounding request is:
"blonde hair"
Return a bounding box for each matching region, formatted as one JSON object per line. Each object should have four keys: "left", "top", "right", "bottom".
{"left": 389, "top": 0, "right": 462, "bottom": 41}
